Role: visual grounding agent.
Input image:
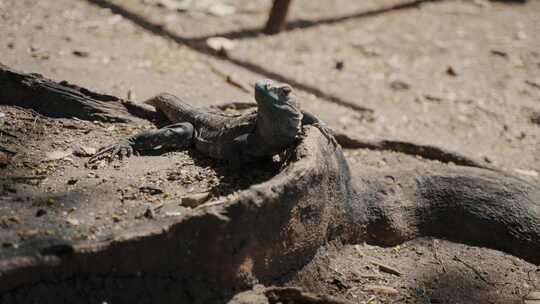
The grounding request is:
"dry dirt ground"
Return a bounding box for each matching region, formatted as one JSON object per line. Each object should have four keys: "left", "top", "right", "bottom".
{"left": 1, "top": 0, "right": 539, "bottom": 303}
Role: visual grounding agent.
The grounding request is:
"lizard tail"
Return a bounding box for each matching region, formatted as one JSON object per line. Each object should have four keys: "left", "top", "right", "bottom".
{"left": 143, "top": 95, "right": 162, "bottom": 107}
{"left": 142, "top": 93, "right": 200, "bottom": 124}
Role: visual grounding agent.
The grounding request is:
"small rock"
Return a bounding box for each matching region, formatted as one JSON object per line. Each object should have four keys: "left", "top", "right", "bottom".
{"left": 353, "top": 244, "right": 364, "bottom": 257}
{"left": 206, "top": 37, "right": 236, "bottom": 56}
{"left": 1, "top": 216, "right": 21, "bottom": 228}
{"left": 73, "top": 145, "right": 97, "bottom": 157}
{"left": 3, "top": 184, "right": 16, "bottom": 193}
{"left": 227, "top": 290, "right": 269, "bottom": 304}
{"left": 335, "top": 60, "right": 344, "bottom": 70}
{"left": 516, "top": 31, "right": 527, "bottom": 40}
{"left": 446, "top": 66, "right": 457, "bottom": 76}
{"left": 390, "top": 80, "right": 410, "bottom": 91}
{"left": 139, "top": 186, "right": 163, "bottom": 195}
{"left": 472, "top": 0, "right": 491, "bottom": 7}
{"left": 0, "top": 112, "right": 5, "bottom": 118}
{"left": 45, "top": 149, "right": 73, "bottom": 161}
{"left": 181, "top": 192, "right": 210, "bottom": 208}
{"left": 67, "top": 178, "right": 78, "bottom": 185}
{"left": 66, "top": 217, "right": 80, "bottom": 226}
{"left": 143, "top": 207, "right": 155, "bottom": 219}
{"left": 363, "top": 285, "right": 399, "bottom": 295}
{"left": 36, "top": 209, "right": 47, "bottom": 217}
{"left": 207, "top": 3, "right": 236, "bottom": 16}
{"left": 0, "top": 153, "right": 11, "bottom": 167}
{"left": 18, "top": 229, "right": 39, "bottom": 239}
{"left": 112, "top": 214, "right": 122, "bottom": 223}
{"left": 530, "top": 112, "right": 540, "bottom": 126}
{"left": 2, "top": 242, "right": 15, "bottom": 248}
{"left": 72, "top": 50, "right": 89, "bottom": 57}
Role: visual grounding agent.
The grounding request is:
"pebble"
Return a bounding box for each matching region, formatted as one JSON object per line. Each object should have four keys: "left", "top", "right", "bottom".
{"left": 181, "top": 192, "right": 210, "bottom": 208}
{"left": 143, "top": 207, "right": 155, "bottom": 219}
{"left": 207, "top": 3, "right": 236, "bottom": 16}
{"left": 45, "top": 149, "right": 73, "bottom": 161}
{"left": 139, "top": 186, "right": 163, "bottom": 195}
{"left": 206, "top": 37, "right": 236, "bottom": 56}
{"left": 36, "top": 209, "right": 47, "bottom": 217}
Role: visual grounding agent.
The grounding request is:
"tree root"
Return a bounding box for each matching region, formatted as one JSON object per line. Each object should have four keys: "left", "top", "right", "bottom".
{"left": 335, "top": 132, "right": 492, "bottom": 170}
{"left": 0, "top": 63, "right": 134, "bottom": 122}
{"left": 350, "top": 163, "right": 540, "bottom": 264}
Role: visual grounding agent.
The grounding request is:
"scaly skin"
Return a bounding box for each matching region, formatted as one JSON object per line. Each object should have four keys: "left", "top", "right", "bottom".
{"left": 89, "top": 79, "right": 335, "bottom": 164}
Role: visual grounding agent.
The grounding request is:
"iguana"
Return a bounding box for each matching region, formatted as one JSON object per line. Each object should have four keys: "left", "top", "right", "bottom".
{"left": 89, "top": 79, "right": 336, "bottom": 164}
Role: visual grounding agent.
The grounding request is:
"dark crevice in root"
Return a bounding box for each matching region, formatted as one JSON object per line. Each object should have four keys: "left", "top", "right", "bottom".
{"left": 335, "top": 132, "right": 492, "bottom": 170}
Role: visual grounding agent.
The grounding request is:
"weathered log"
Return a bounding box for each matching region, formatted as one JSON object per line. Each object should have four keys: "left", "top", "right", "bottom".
{"left": 0, "top": 63, "right": 132, "bottom": 122}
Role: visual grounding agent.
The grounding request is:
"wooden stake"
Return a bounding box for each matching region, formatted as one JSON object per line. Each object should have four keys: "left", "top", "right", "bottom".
{"left": 264, "top": 0, "right": 293, "bottom": 34}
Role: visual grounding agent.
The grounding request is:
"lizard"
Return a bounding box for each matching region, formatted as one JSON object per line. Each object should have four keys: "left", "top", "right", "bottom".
{"left": 89, "top": 79, "right": 336, "bottom": 165}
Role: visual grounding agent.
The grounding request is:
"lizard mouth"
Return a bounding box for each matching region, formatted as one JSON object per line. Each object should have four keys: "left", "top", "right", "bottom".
{"left": 255, "top": 80, "right": 270, "bottom": 94}
{"left": 255, "top": 81, "right": 278, "bottom": 104}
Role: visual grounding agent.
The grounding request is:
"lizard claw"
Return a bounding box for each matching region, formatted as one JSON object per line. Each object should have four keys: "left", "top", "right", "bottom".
{"left": 88, "top": 140, "right": 134, "bottom": 164}
{"left": 312, "top": 123, "right": 339, "bottom": 148}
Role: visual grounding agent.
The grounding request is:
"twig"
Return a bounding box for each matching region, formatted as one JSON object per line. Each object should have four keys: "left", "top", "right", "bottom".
{"left": 366, "top": 295, "right": 377, "bottom": 304}
{"left": 453, "top": 255, "right": 491, "bottom": 285}
{"left": 525, "top": 80, "right": 540, "bottom": 90}
{"left": 352, "top": 272, "right": 383, "bottom": 280}
{"left": 371, "top": 261, "right": 402, "bottom": 276}
{"left": 0, "top": 129, "right": 17, "bottom": 138}
{"left": 0, "top": 145, "right": 16, "bottom": 155}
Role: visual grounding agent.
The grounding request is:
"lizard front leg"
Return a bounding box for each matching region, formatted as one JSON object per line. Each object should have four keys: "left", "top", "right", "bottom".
{"left": 301, "top": 111, "right": 338, "bottom": 147}
{"left": 89, "top": 122, "right": 194, "bottom": 163}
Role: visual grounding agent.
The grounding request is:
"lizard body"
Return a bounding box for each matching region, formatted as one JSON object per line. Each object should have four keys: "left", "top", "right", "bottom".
{"left": 90, "top": 79, "right": 334, "bottom": 164}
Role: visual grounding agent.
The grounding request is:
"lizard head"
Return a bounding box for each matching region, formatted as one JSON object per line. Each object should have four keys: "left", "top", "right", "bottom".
{"left": 254, "top": 79, "right": 297, "bottom": 109}
{"left": 253, "top": 79, "right": 303, "bottom": 149}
